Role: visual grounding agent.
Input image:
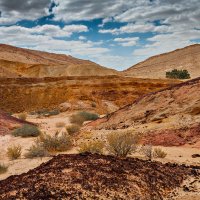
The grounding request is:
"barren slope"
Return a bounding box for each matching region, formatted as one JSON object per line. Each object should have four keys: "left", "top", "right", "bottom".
{"left": 124, "top": 44, "right": 200, "bottom": 79}
{"left": 0, "top": 153, "right": 199, "bottom": 199}
{"left": 86, "top": 77, "right": 200, "bottom": 146}
{"left": 0, "top": 44, "right": 118, "bottom": 77}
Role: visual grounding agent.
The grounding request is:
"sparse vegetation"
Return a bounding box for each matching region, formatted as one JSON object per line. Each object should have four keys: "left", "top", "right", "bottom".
{"left": 56, "top": 122, "right": 66, "bottom": 128}
{"left": 35, "top": 109, "right": 60, "bottom": 117}
{"left": 78, "top": 140, "right": 104, "bottom": 154}
{"left": 12, "top": 124, "right": 40, "bottom": 137}
{"left": 107, "top": 131, "right": 140, "bottom": 157}
{"left": 18, "top": 113, "right": 27, "bottom": 121}
{"left": 70, "top": 111, "right": 99, "bottom": 125}
{"left": 24, "top": 144, "right": 49, "bottom": 158}
{"left": 166, "top": 69, "right": 190, "bottom": 79}
{"left": 154, "top": 148, "right": 167, "bottom": 158}
{"left": 66, "top": 124, "right": 80, "bottom": 135}
{"left": 0, "top": 164, "right": 8, "bottom": 174}
{"left": 37, "top": 132, "right": 72, "bottom": 153}
{"left": 7, "top": 145, "right": 22, "bottom": 160}
{"left": 141, "top": 145, "right": 167, "bottom": 160}
{"left": 141, "top": 144, "right": 153, "bottom": 161}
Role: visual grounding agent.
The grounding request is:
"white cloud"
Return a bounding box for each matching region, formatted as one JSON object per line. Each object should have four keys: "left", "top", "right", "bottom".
{"left": 0, "top": 25, "right": 108, "bottom": 57}
{"left": 114, "top": 37, "right": 139, "bottom": 46}
{"left": 79, "top": 36, "right": 87, "bottom": 40}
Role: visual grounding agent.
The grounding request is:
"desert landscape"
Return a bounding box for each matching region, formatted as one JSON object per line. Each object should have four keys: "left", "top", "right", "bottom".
{"left": 0, "top": 1, "right": 200, "bottom": 199}
{"left": 0, "top": 43, "right": 199, "bottom": 199}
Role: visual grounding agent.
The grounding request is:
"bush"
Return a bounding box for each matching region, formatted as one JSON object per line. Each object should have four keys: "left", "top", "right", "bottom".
{"left": 166, "top": 69, "right": 190, "bottom": 79}
{"left": 79, "top": 111, "right": 99, "bottom": 121}
{"left": 12, "top": 124, "right": 40, "bottom": 137}
{"left": 0, "top": 164, "right": 8, "bottom": 174}
{"left": 18, "top": 113, "right": 27, "bottom": 121}
{"left": 24, "top": 144, "right": 49, "bottom": 158}
{"left": 66, "top": 124, "right": 80, "bottom": 135}
{"left": 78, "top": 140, "right": 104, "bottom": 154}
{"left": 70, "top": 111, "right": 99, "bottom": 125}
{"left": 37, "top": 132, "right": 72, "bottom": 153}
{"left": 140, "top": 144, "right": 153, "bottom": 161}
{"left": 107, "top": 131, "right": 140, "bottom": 157}
{"left": 7, "top": 145, "right": 22, "bottom": 160}
{"left": 36, "top": 109, "right": 60, "bottom": 116}
{"left": 154, "top": 148, "right": 167, "bottom": 158}
{"left": 56, "top": 122, "right": 66, "bottom": 128}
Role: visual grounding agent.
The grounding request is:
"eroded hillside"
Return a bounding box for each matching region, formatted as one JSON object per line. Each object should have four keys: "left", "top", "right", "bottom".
{"left": 0, "top": 76, "right": 178, "bottom": 113}
{"left": 86, "top": 77, "right": 200, "bottom": 146}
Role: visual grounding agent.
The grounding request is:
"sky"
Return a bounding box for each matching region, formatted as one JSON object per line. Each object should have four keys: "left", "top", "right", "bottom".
{"left": 0, "top": 0, "right": 200, "bottom": 71}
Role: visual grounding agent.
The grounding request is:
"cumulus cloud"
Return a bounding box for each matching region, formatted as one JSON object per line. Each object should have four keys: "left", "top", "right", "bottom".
{"left": 114, "top": 37, "right": 139, "bottom": 46}
{"left": 0, "top": 25, "right": 107, "bottom": 56}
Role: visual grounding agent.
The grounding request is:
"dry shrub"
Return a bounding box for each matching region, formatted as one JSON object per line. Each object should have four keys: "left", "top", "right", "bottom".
{"left": 154, "top": 148, "right": 167, "bottom": 158}
{"left": 107, "top": 131, "right": 140, "bottom": 157}
{"left": 140, "top": 144, "right": 153, "bottom": 161}
{"left": 70, "top": 111, "right": 99, "bottom": 125}
{"left": 37, "top": 132, "right": 72, "bottom": 153}
{"left": 79, "top": 140, "right": 104, "bottom": 154}
{"left": 7, "top": 145, "right": 22, "bottom": 160}
{"left": 0, "top": 164, "right": 8, "bottom": 174}
{"left": 24, "top": 144, "right": 49, "bottom": 158}
{"left": 56, "top": 122, "right": 66, "bottom": 128}
{"left": 12, "top": 124, "right": 40, "bottom": 138}
{"left": 66, "top": 124, "right": 80, "bottom": 135}
{"left": 18, "top": 113, "right": 27, "bottom": 121}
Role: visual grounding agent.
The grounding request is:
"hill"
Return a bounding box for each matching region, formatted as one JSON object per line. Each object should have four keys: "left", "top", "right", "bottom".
{"left": 86, "top": 77, "right": 200, "bottom": 146}
{"left": 124, "top": 44, "right": 200, "bottom": 79}
{"left": 0, "top": 44, "right": 118, "bottom": 77}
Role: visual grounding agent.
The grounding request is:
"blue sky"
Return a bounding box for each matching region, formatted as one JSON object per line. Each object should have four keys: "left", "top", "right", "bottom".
{"left": 0, "top": 0, "right": 200, "bottom": 71}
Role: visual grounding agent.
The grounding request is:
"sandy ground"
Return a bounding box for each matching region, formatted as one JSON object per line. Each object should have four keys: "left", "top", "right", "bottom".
{"left": 0, "top": 112, "right": 200, "bottom": 182}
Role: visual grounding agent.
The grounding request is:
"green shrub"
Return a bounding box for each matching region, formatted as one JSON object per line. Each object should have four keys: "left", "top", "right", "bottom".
{"left": 154, "top": 148, "right": 167, "bottom": 158}
{"left": 107, "top": 131, "right": 140, "bottom": 157}
{"left": 48, "top": 109, "right": 60, "bottom": 116}
{"left": 7, "top": 145, "right": 22, "bottom": 160}
{"left": 36, "top": 109, "right": 60, "bottom": 116}
{"left": 78, "top": 140, "right": 104, "bottom": 154}
{"left": 56, "top": 122, "right": 66, "bottom": 128}
{"left": 0, "top": 164, "right": 8, "bottom": 174}
{"left": 12, "top": 124, "right": 40, "bottom": 137}
{"left": 166, "top": 69, "right": 190, "bottom": 79}
{"left": 79, "top": 111, "right": 99, "bottom": 121}
{"left": 70, "top": 111, "right": 99, "bottom": 125}
{"left": 66, "top": 124, "right": 80, "bottom": 135}
{"left": 37, "top": 132, "right": 72, "bottom": 153}
{"left": 18, "top": 113, "right": 27, "bottom": 121}
{"left": 24, "top": 144, "right": 49, "bottom": 158}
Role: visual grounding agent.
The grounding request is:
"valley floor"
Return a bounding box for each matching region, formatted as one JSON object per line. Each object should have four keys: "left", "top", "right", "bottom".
{"left": 0, "top": 112, "right": 200, "bottom": 181}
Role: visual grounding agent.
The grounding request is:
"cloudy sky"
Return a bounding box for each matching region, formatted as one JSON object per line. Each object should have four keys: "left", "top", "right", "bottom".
{"left": 0, "top": 0, "right": 200, "bottom": 70}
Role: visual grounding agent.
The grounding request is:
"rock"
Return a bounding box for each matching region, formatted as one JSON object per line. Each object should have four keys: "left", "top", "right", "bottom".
{"left": 192, "top": 154, "right": 200, "bottom": 158}
{"left": 58, "top": 102, "right": 71, "bottom": 112}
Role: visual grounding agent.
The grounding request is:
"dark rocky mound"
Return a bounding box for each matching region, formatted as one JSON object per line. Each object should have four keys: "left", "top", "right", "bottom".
{"left": 0, "top": 154, "right": 199, "bottom": 199}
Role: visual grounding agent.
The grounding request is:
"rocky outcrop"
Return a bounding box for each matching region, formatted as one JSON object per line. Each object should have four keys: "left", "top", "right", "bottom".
{"left": 0, "top": 153, "right": 199, "bottom": 199}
